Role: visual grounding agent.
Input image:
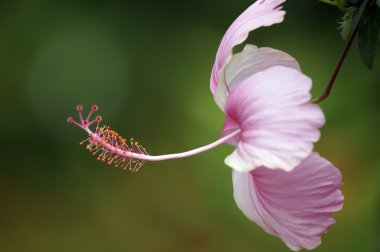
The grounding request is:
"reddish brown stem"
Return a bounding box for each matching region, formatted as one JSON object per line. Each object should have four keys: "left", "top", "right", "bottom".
{"left": 313, "top": 0, "right": 374, "bottom": 103}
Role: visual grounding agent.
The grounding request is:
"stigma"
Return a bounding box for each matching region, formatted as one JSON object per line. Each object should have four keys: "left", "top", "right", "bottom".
{"left": 67, "top": 105, "right": 149, "bottom": 172}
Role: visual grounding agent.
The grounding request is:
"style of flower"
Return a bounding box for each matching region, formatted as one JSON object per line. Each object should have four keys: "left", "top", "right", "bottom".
{"left": 68, "top": 0, "right": 343, "bottom": 250}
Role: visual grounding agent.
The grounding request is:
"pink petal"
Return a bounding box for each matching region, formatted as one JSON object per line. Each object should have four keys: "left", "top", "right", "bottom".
{"left": 232, "top": 153, "right": 344, "bottom": 251}
{"left": 215, "top": 44, "right": 301, "bottom": 110}
{"left": 222, "top": 66, "right": 324, "bottom": 172}
{"left": 210, "top": 0, "right": 286, "bottom": 94}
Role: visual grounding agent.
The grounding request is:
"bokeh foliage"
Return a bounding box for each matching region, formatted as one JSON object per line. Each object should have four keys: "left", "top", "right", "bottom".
{"left": 0, "top": 0, "right": 379, "bottom": 251}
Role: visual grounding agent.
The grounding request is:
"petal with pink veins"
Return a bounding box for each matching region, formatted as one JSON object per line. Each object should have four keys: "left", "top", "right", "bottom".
{"left": 232, "top": 153, "right": 344, "bottom": 251}
{"left": 210, "top": 0, "right": 286, "bottom": 94}
{"left": 222, "top": 66, "right": 324, "bottom": 172}
{"left": 215, "top": 44, "right": 301, "bottom": 110}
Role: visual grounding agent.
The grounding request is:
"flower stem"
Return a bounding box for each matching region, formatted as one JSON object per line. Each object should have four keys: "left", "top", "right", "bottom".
{"left": 313, "top": 0, "right": 373, "bottom": 104}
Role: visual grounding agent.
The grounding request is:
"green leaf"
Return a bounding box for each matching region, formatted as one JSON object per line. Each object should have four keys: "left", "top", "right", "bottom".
{"left": 358, "top": 6, "right": 380, "bottom": 69}
{"left": 339, "top": 0, "right": 369, "bottom": 40}
{"left": 339, "top": 8, "right": 356, "bottom": 40}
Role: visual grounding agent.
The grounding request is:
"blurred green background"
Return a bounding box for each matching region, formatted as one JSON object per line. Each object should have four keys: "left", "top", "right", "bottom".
{"left": 0, "top": 0, "right": 379, "bottom": 251}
